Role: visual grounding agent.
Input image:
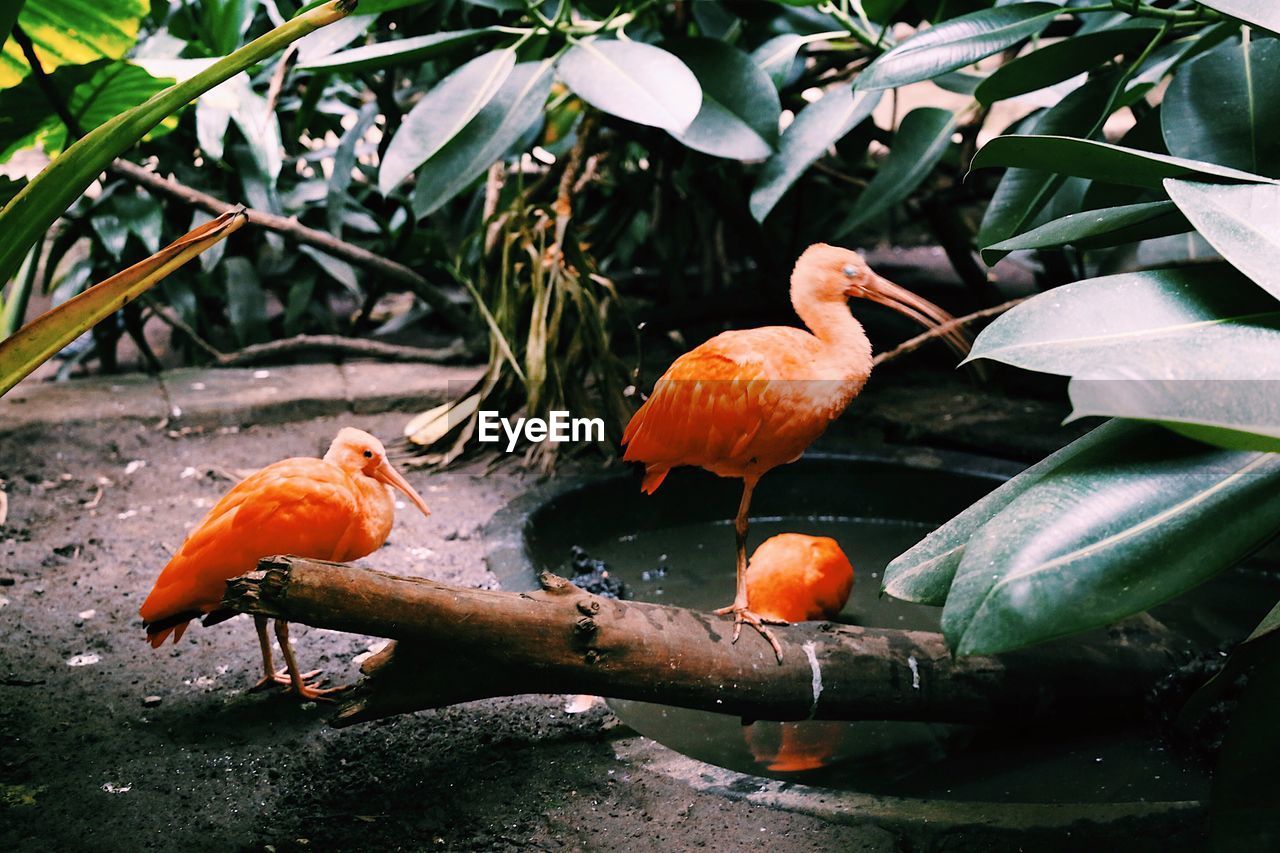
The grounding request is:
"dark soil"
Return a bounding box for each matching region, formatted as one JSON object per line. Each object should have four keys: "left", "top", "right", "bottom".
{"left": 0, "top": 410, "right": 917, "bottom": 852}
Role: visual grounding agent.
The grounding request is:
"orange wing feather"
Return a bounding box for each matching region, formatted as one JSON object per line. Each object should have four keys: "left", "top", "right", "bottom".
{"left": 623, "top": 327, "right": 860, "bottom": 489}
{"left": 140, "top": 458, "right": 362, "bottom": 644}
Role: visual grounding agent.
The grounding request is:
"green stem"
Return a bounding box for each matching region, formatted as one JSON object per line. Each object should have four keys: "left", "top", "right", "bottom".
{"left": 819, "top": 2, "right": 881, "bottom": 51}
{"left": 0, "top": 0, "right": 354, "bottom": 290}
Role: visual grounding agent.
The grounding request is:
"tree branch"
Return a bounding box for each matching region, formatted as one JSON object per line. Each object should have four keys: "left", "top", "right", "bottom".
{"left": 109, "top": 159, "right": 472, "bottom": 333}
{"left": 873, "top": 297, "right": 1027, "bottom": 367}
{"left": 144, "top": 297, "right": 469, "bottom": 366}
{"left": 223, "top": 556, "right": 1189, "bottom": 729}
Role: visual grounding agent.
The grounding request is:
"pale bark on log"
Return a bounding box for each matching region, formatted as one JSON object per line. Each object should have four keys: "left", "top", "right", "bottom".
{"left": 222, "top": 556, "right": 1190, "bottom": 728}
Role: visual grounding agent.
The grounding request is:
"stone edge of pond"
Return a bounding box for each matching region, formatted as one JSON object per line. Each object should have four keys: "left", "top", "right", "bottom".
{"left": 613, "top": 736, "right": 1205, "bottom": 844}
{"left": 0, "top": 362, "right": 485, "bottom": 434}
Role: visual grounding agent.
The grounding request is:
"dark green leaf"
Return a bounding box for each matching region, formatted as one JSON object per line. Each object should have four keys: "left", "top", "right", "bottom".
{"left": 971, "top": 135, "right": 1275, "bottom": 188}
{"left": 1166, "top": 179, "right": 1280, "bottom": 300}
{"left": 1199, "top": 1, "right": 1280, "bottom": 36}
{"left": 976, "top": 73, "right": 1122, "bottom": 250}
{"left": 883, "top": 420, "right": 1138, "bottom": 606}
{"left": 858, "top": 3, "right": 1060, "bottom": 91}
{"left": 557, "top": 38, "right": 701, "bottom": 133}
{"left": 837, "top": 107, "right": 955, "bottom": 235}
{"left": 412, "top": 59, "right": 555, "bottom": 218}
{"left": 932, "top": 69, "right": 984, "bottom": 95}
{"left": 298, "top": 28, "right": 493, "bottom": 73}
{"left": 379, "top": 49, "right": 516, "bottom": 194}
{"left": 200, "top": 0, "right": 259, "bottom": 55}
{"left": 752, "top": 34, "right": 807, "bottom": 88}
{"left": 975, "top": 25, "right": 1160, "bottom": 105}
{"left": 665, "top": 38, "right": 779, "bottom": 161}
{"left": 749, "top": 86, "right": 881, "bottom": 222}
{"left": 968, "top": 267, "right": 1280, "bottom": 379}
{"left": 981, "top": 200, "right": 1190, "bottom": 264}
{"left": 299, "top": 244, "right": 360, "bottom": 296}
{"left": 942, "top": 425, "right": 1280, "bottom": 655}
{"left": 223, "top": 256, "right": 269, "bottom": 347}
{"left": 327, "top": 101, "right": 378, "bottom": 236}
{"left": 1162, "top": 35, "right": 1280, "bottom": 178}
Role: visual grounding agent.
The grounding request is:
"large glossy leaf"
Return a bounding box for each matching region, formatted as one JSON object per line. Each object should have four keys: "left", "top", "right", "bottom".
{"left": 665, "top": 38, "right": 779, "bottom": 161}
{"left": 379, "top": 49, "right": 515, "bottom": 194}
{"left": 0, "top": 61, "right": 172, "bottom": 163}
{"left": 557, "top": 39, "right": 700, "bottom": 133}
{"left": 411, "top": 59, "right": 555, "bottom": 218}
{"left": 968, "top": 267, "right": 1280, "bottom": 379}
{"left": 1069, "top": 379, "right": 1280, "bottom": 453}
{"left": 0, "top": 210, "right": 246, "bottom": 397}
{"left": 0, "top": 0, "right": 354, "bottom": 297}
{"left": 858, "top": 3, "right": 1060, "bottom": 91}
{"left": 976, "top": 73, "right": 1121, "bottom": 250}
{"left": 837, "top": 107, "right": 955, "bottom": 236}
{"left": 1199, "top": 1, "right": 1280, "bottom": 36}
{"left": 1165, "top": 180, "right": 1280, "bottom": 301}
{"left": 1162, "top": 36, "right": 1280, "bottom": 178}
{"left": 975, "top": 25, "right": 1160, "bottom": 105}
{"left": 749, "top": 86, "right": 881, "bottom": 222}
{"left": 971, "top": 135, "right": 1275, "bottom": 189}
{"left": 942, "top": 424, "right": 1280, "bottom": 655}
{"left": 981, "top": 200, "right": 1190, "bottom": 264}
{"left": 883, "top": 419, "right": 1138, "bottom": 606}
{"left": 299, "top": 29, "right": 493, "bottom": 73}
{"left": 0, "top": 0, "right": 148, "bottom": 88}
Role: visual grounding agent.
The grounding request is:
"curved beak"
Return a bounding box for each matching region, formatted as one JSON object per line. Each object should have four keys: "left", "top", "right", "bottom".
{"left": 859, "top": 274, "right": 972, "bottom": 357}
{"left": 372, "top": 459, "right": 431, "bottom": 519}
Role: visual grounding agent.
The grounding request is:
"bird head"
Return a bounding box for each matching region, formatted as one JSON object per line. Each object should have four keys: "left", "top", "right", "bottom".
{"left": 793, "top": 244, "right": 971, "bottom": 356}
{"left": 325, "top": 427, "right": 431, "bottom": 519}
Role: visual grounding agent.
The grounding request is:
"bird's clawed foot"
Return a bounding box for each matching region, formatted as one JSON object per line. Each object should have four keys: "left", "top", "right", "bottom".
{"left": 290, "top": 681, "right": 351, "bottom": 703}
{"left": 713, "top": 604, "right": 787, "bottom": 663}
{"left": 250, "top": 668, "right": 322, "bottom": 693}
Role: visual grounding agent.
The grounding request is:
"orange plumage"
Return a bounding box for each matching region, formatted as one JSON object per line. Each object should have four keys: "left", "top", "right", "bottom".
{"left": 623, "top": 245, "right": 966, "bottom": 660}
{"left": 140, "top": 427, "right": 431, "bottom": 699}
{"left": 744, "top": 533, "right": 854, "bottom": 623}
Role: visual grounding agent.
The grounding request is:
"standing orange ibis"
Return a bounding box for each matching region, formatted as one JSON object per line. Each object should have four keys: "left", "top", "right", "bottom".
{"left": 744, "top": 533, "right": 854, "bottom": 624}
{"left": 622, "top": 245, "right": 968, "bottom": 659}
{"left": 139, "top": 427, "right": 431, "bottom": 700}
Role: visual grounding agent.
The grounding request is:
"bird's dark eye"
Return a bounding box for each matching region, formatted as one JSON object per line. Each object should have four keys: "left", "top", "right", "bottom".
{"left": 363, "top": 450, "right": 373, "bottom": 459}
{"left": 842, "top": 264, "right": 857, "bottom": 278}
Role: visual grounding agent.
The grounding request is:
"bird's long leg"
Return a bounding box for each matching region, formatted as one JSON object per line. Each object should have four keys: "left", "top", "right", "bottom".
{"left": 250, "top": 615, "right": 319, "bottom": 692}
{"left": 713, "top": 477, "right": 786, "bottom": 662}
{"left": 273, "top": 620, "right": 347, "bottom": 701}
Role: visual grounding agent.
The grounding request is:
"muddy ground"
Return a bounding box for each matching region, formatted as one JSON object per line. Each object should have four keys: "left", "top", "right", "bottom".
{"left": 0, "top": 366, "right": 1083, "bottom": 852}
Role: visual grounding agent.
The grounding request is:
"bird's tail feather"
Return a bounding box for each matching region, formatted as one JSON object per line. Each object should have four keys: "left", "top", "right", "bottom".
{"left": 641, "top": 467, "right": 668, "bottom": 494}
{"left": 143, "top": 610, "right": 201, "bottom": 648}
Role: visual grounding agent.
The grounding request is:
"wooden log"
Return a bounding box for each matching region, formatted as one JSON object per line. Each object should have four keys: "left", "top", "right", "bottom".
{"left": 222, "top": 556, "right": 1192, "bottom": 728}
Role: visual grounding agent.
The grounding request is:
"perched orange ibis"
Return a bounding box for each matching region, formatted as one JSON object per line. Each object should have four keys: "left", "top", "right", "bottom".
{"left": 139, "top": 427, "right": 431, "bottom": 700}
{"left": 744, "top": 533, "right": 854, "bottom": 624}
{"left": 622, "top": 245, "right": 967, "bottom": 659}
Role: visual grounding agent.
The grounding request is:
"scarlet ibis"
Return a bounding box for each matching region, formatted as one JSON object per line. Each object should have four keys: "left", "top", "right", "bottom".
{"left": 622, "top": 245, "right": 966, "bottom": 659}
{"left": 139, "top": 427, "right": 431, "bottom": 700}
{"left": 744, "top": 533, "right": 854, "bottom": 624}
